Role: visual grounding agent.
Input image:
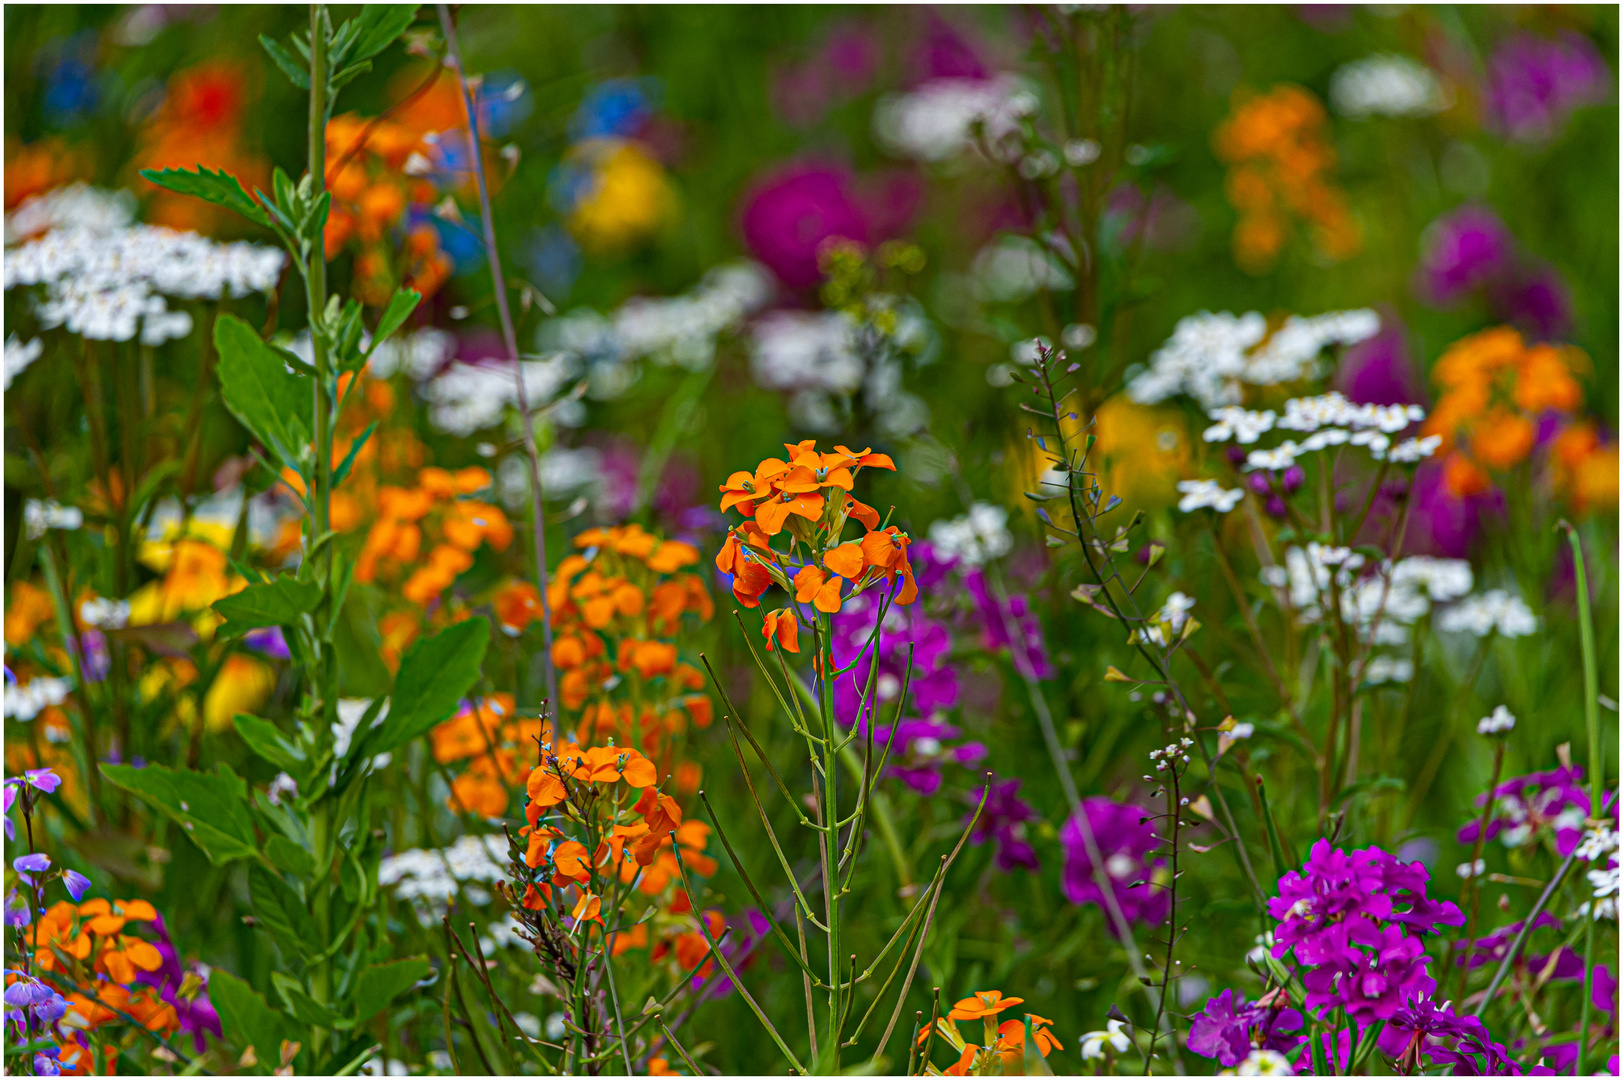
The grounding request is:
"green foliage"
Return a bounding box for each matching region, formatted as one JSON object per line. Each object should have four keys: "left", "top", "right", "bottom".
{"left": 213, "top": 313, "right": 313, "bottom": 474}
{"left": 213, "top": 575, "right": 323, "bottom": 638}
{"left": 351, "top": 616, "right": 491, "bottom": 762}
{"left": 100, "top": 762, "right": 259, "bottom": 866}
{"left": 138, "top": 164, "right": 273, "bottom": 228}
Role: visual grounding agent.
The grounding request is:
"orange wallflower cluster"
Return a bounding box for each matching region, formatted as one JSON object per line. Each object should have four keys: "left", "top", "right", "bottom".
{"left": 4, "top": 137, "right": 86, "bottom": 211}
{"left": 1423, "top": 326, "right": 1615, "bottom": 507}
{"left": 6, "top": 579, "right": 55, "bottom": 646}
{"left": 355, "top": 464, "right": 511, "bottom": 637}
{"left": 1213, "top": 85, "right": 1361, "bottom": 274}
{"left": 917, "top": 990, "right": 1064, "bottom": 1075}
{"left": 508, "top": 524, "right": 713, "bottom": 779}
{"left": 430, "top": 693, "right": 547, "bottom": 818}
{"left": 134, "top": 62, "right": 268, "bottom": 233}
{"left": 716, "top": 441, "right": 914, "bottom": 653}
{"left": 22, "top": 899, "right": 181, "bottom": 1045}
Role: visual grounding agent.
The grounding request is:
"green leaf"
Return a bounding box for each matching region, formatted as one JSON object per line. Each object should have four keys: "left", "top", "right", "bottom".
{"left": 272, "top": 971, "right": 343, "bottom": 1029}
{"left": 208, "top": 969, "right": 293, "bottom": 1074}
{"left": 259, "top": 34, "right": 311, "bottom": 90}
{"left": 214, "top": 315, "right": 311, "bottom": 470}
{"left": 361, "top": 288, "right": 422, "bottom": 364}
{"left": 1022, "top": 1015, "right": 1054, "bottom": 1076}
{"left": 251, "top": 866, "right": 320, "bottom": 962}
{"left": 234, "top": 714, "right": 307, "bottom": 775}
{"left": 100, "top": 763, "right": 258, "bottom": 866}
{"left": 328, "top": 60, "right": 373, "bottom": 96}
{"left": 356, "top": 617, "right": 489, "bottom": 761}
{"left": 265, "top": 835, "right": 315, "bottom": 879}
{"left": 332, "top": 423, "right": 376, "bottom": 487}
{"left": 139, "top": 165, "right": 272, "bottom": 228}
{"left": 351, "top": 957, "right": 430, "bottom": 1026}
{"left": 348, "top": 5, "right": 418, "bottom": 65}
{"left": 213, "top": 575, "right": 321, "bottom": 638}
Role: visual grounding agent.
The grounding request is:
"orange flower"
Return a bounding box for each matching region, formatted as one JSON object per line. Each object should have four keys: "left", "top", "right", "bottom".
{"left": 570, "top": 890, "right": 603, "bottom": 926}
{"left": 494, "top": 580, "right": 543, "bottom": 633}
{"left": 755, "top": 489, "right": 825, "bottom": 535}
{"left": 859, "top": 528, "right": 918, "bottom": 605}
{"left": 526, "top": 765, "right": 570, "bottom": 811}
{"left": 1470, "top": 409, "right": 1534, "bottom": 470}
{"left": 793, "top": 565, "right": 844, "bottom": 612}
{"left": 552, "top": 840, "right": 592, "bottom": 885}
{"left": 949, "top": 990, "right": 1025, "bottom": 1021}
{"left": 823, "top": 541, "right": 866, "bottom": 580}
{"left": 730, "top": 559, "right": 774, "bottom": 608}
{"left": 833, "top": 445, "right": 897, "bottom": 472}
{"left": 1443, "top": 453, "right": 1492, "bottom": 498}
{"left": 762, "top": 608, "right": 800, "bottom": 653}
{"left": 997, "top": 1015, "right": 1063, "bottom": 1057}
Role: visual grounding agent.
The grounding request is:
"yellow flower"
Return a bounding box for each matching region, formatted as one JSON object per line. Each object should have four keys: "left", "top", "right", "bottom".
{"left": 1080, "top": 394, "right": 1192, "bottom": 510}
{"left": 566, "top": 139, "right": 676, "bottom": 252}
{"left": 202, "top": 655, "right": 276, "bottom": 732}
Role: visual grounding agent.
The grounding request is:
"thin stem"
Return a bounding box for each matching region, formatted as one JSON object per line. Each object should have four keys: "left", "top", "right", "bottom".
{"left": 436, "top": 3, "right": 559, "bottom": 717}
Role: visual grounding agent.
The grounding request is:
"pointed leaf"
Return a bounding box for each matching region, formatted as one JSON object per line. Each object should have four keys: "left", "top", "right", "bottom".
{"left": 214, "top": 315, "right": 311, "bottom": 470}
{"left": 265, "top": 835, "right": 315, "bottom": 880}
{"left": 213, "top": 575, "right": 321, "bottom": 638}
{"left": 100, "top": 763, "right": 257, "bottom": 865}
{"left": 251, "top": 866, "right": 320, "bottom": 963}
{"left": 234, "top": 714, "right": 307, "bottom": 775}
{"left": 272, "top": 971, "right": 342, "bottom": 1028}
{"left": 139, "top": 165, "right": 271, "bottom": 228}
{"left": 351, "top": 958, "right": 430, "bottom": 1025}
{"left": 356, "top": 617, "right": 489, "bottom": 761}
{"left": 348, "top": 5, "right": 418, "bottom": 64}
{"left": 360, "top": 288, "right": 422, "bottom": 364}
{"left": 258, "top": 35, "right": 311, "bottom": 90}
{"left": 207, "top": 969, "right": 293, "bottom": 1075}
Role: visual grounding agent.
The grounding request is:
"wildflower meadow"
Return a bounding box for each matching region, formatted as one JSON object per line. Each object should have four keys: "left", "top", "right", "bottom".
{"left": 4, "top": 5, "right": 1621, "bottom": 1076}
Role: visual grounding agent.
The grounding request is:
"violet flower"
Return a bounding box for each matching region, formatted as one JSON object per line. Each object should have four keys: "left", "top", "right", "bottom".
{"left": 244, "top": 626, "right": 291, "bottom": 660}
{"left": 61, "top": 870, "right": 90, "bottom": 902}
{"left": 966, "top": 777, "right": 1040, "bottom": 872}
{"left": 1186, "top": 989, "right": 1305, "bottom": 1067}
{"left": 1059, "top": 797, "right": 1167, "bottom": 926}
{"left": 740, "top": 163, "right": 870, "bottom": 289}
{"left": 1417, "top": 205, "right": 1513, "bottom": 305}
{"left": 1378, "top": 994, "right": 1521, "bottom": 1075}
{"left": 137, "top": 915, "right": 222, "bottom": 1053}
{"left": 1486, "top": 31, "right": 1611, "bottom": 144}
{"left": 1457, "top": 765, "right": 1590, "bottom": 857}
{"left": 963, "top": 569, "right": 1052, "bottom": 679}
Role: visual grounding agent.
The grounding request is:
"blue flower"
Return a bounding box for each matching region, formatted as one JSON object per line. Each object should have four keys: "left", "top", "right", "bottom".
{"left": 61, "top": 869, "right": 91, "bottom": 902}
{"left": 13, "top": 853, "right": 51, "bottom": 874}
{"left": 35, "top": 1052, "right": 63, "bottom": 1077}
{"left": 569, "top": 78, "right": 656, "bottom": 141}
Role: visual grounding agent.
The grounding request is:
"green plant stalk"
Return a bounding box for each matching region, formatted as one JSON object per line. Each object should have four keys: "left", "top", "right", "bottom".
{"left": 1563, "top": 523, "right": 1603, "bottom": 1074}
{"left": 304, "top": 2, "right": 336, "bottom": 1046}
{"left": 818, "top": 614, "right": 842, "bottom": 1071}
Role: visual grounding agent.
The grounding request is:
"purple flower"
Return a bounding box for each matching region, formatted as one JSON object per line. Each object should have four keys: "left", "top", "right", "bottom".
{"left": 1269, "top": 840, "right": 1463, "bottom": 1023}
{"left": 5, "top": 891, "right": 31, "bottom": 928}
{"left": 244, "top": 626, "right": 291, "bottom": 660}
{"left": 1187, "top": 989, "right": 1305, "bottom": 1067}
{"left": 1378, "top": 995, "right": 1520, "bottom": 1075}
{"left": 4, "top": 978, "right": 51, "bottom": 1008}
{"left": 61, "top": 870, "right": 90, "bottom": 902}
{"left": 1457, "top": 765, "right": 1589, "bottom": 857}
{"left": 1486, "top": 31, "right": 1611, "bottom": 144}
{"left": 137, "top": 916, "right": 223, "bottom": 1052}
{"left": 963, "top": 569, "right": 1051, "bottom": 679}
{"left": 1059, "top": 797, "right": 1167, "bottom": 926}
{"left": 15, "top": 769, "right": 62, "bottom": 794}
{"left": 13, "top": 853, "right": 50, "bottom": 874}
{"left": 34, "top": 1053, "right": 62, "bottom": 1077}
{"left": 1488, "top": 265, "right": 1574, "bottom": 340}
{"left": 1417, "top": 205, "right": 1513, "bottom": 305}
{"left": 740, "top": 164, "right": 870, "bottom": 289}
{"left": 1457, "top": 912, "right": 1562, "bottom": 971}
{"left": 911, "top": 15, "right": 990, "bottom": 83}
{"left": 1336, "top": 314, "right": 1424, "bottom": 407}
{"left": 966, "top": 777, "right": 1040, "bottom": 872}
{"left": 78, "top": 630, "right": 109, "bottom": 683}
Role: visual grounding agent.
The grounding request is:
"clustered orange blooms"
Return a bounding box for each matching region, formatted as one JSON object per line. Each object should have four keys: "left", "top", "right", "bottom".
{"left": 431, "top": 693, "right": 547, "bottom": 817}
{"left": 916, "top": 990, "right": 1064, "bottom": 1076}
{"left": 716, "top": 441, "right": 914, "bottom": 653}
{"left": 502, "top": 524, "right": 713, "bottom": 786}
{"left": 1212, "top": 84, "right": 1361, "bottom": 274}
{"left": 4, "top": 137, "right": 88, "bottom": 213}
{"left": 1423, "top": 325, "right": 1618, "bottom": 509}
{"left": 134, "top": 61, "right": 268, "bottom": 233}
{"left": 16, "top": 898, "right": 182, "bottom": 1072}
{"left": 322, "top": 69, "right": 499, "bottom": 305}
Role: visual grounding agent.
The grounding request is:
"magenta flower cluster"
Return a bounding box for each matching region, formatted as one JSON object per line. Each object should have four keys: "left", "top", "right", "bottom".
{"left": 1457, "top": 765, "right": 1591, "bottom": 858}
{"left": 1059, "top": 796, "right": 1167, "bottom": 926}
{"left": 1268, "top": 839, "right": 1464, "bottom": 1024}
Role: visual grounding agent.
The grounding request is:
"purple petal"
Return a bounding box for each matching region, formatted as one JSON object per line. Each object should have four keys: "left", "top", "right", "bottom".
{"left": 12, "top": 853, "right": 51, "bottom": 874}
{"left": 61, "top": 869, "right": 91, "bottom": 902}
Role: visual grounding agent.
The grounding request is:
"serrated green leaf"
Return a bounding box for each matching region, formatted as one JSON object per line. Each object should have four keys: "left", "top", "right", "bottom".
{"left": 351, "top": 957, "right": 430, "bottom": 1026}
{"left": 207, "top": 969, "right": 293, "bottom": 1074}
{"left": 139, "top": 165, "right": 272, "bottom": 228}
{"left": 214, "top": 314, "right": 311, "bottom": 469}
{"left": 348, "top": 5, "right": 418, "bottom": 65}
{"left": 234, "top": 714, "right": 308, "bottom": 775}
{"left": 251, "top": 866, "right": 320, "bottom": 962}
{"left": 354, "top": 617, "right": 489, "bottom": 762}
{"left": 265, "top": 835, "right": 316, "bottom": 879}
{"left": 100, "top": 763, "right": 258, "bottom": 866}
{"left": 213, "top": 575, "right": 322, "bottom": 638}
{"left": 259, "top": 34, "right": 311, "bottom": 89}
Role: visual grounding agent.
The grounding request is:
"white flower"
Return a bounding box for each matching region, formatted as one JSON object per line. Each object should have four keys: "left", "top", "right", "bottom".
{"left": 1456, "top": 859, "right": 1486, "bottom": 879}
{"left": 1159, "top": 592, "right": 1196, "bottom": 634}
{"left": 4, "top": 676, "right": 72, "bottom": 721}
{"left": 1380, "top": 434, "right": 1443, "bottom": 463}
{"left": 872, "top": 75, "right": 1033, "bottom": 162}
{"left": 333, "top": 699, "right": 392, "bottom": 770}
{"left": 1203, "top": 406, "right": 1277, "bottom": 445}
{"left": 379, "top": 834, "right": 510, "bottom": 919}
{"left": 267, "top": 773, "right": 299, "bottom": 806}
{"left": 1437, "top": 590, "right": 1538, "bottom": 638}
{"left": 1177, "top": 479, "right": 1244, "bottom": 513}
{"left": 78, "top": 597, "right": 130, "bottom": 630}
{"left": 1588, "top": 864, "right": 1619, "bottom": 920}
{"left": 1331, "top": 54, "right": 1451, "bottom": 119}
{"left": 1363, "top": 655, "right": 1414, "bottom": 685}
{"left": 928, "top": 504, "right": 1014, "bottom": 567}
{"left": 366, "top": 327, "right": 457, "bottom": 381}
{"left": 970, "top": 236, "right": 1073, "bottom": 303}
{"left": 1576, "top": 824, "right": 1619, "bottom": 864}
{"left": 423, "top": 354, "right": 580, "bottom": 437}
{"left": 4, "top": 183, "right": 136, "bottom": 243}
{"left": 1245, "top": 443, "right": 1301, "bottom": 472}
{"left": 24, "top": 499, "right": 83, "bottom": 540}
{"left": 1247, "top": 310, "right": 1381, "bottom": 386}
{"left": 3, "top": 334, "right": 43, "bottom": 390}
{"left": 1236, "top": 1048, "right": 1295, "bottom": 1075}
{"left": 1477, "top": 706, "right": 1516, "bottom": 735}
{"left": 1128, "top": 310, "right": 1266, "bottom": 408}
{"left": 1275, "top": 391, "right": 1423, "bottom": 435}
{"left": 1078, "top": 1019, "right": 1131, "bottom": 1060}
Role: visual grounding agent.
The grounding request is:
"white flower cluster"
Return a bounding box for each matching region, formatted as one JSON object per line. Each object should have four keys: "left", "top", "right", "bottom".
{"left": 24, "top": 499, "right": 84, "bottom": 540}
{"left": 4, "top": 183, "right": 137, "bottom": 243}
{"left": 1477, "top": 705, "right": 1516, "bottom": 735}
{"left": 749, "top": 301, "right": 932, "bottom": 438}
{"left": 1142, "top": 593, "right": 1196, "bottom": 647}
{"left": 1577, "top": 823, "right": 1619, "bottom": 921}
{"left": 6, "top": 191, "right": 285, "bottom": 344}
{"left": 79, "top": 597, "right": 130, "bottom": 630}
{"left": 334, "top": 698, "right": 392, "bottom": 772}
{"left": 422, "top": 354, "right": 581, "bottom": 437}
{"left": 1382, "top": 434, "right": 1443, "bottom": 464}
{"left": 1176, "top": 479, "right": 1244, "bottom": 513}
{"left": 928, "top": 503, "right": 1013, "bottom": 566}
{"left": 872, "top": 75, "right": 1037, "bottom": 162}
{"left": 1363, "top": 655, "right": 1414, "bottom": 685}
{"left": 4, "top": 334, "right": 43, "bottom": 390}
{"left": 366, "top": 327, "right": 458, "bottom": 382}
{"left": 4, "top": 676, "right": 72, "bottom": 721}
{"left": 1330, "top": 55, "right": 1451, "bottom": 119}
{"left": 379, "top": 833, "right": 510, "bottom": 915}
{"left": 1203, "top": 406, "right": 1277, "bottom": 445}
{"left": 1435, "top": 589, "right": 1538, "bottom": 638}
{"left": 1129, "top": 309, "right": 1379, "bottom": 409}
{"left": 1204, "top": 393, "right": 1432, "bottom": 467}
{"left": 1275, "top": 392, "right": 1424, "bottom": 435}
{"left": 1264, "top": 549, "right": 1473, "bottom": 647}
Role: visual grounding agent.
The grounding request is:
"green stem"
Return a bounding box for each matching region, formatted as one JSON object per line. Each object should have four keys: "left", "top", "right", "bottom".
{"left": 1562, "top": 522, "right": 1604, "bottom": 1075}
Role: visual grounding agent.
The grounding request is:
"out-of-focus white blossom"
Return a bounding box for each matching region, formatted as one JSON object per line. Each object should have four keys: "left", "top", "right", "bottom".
{"left": 1437, "top": 590, "right": 1538, "bottom": 638}
{"left": 379, "top": 834, "right": 509, "bottom": 918}
{"left": 24, "top": 499, "right": 83, "bottom": 540}
{"left": 1477, "top": 705, "right": 1516, "bottom": 735}
{"left": 1364, "top": 655, "right": 1414, "bottom": 685}
{"left": 79, "top": 597, "right": 130, "bottom": 630}
{"left": 4, "top": 334, "right": 43, "bottom": 390}
{"left": 1177, "top": 479, "right": 1244, "bottom": 513}
{"left": 928, "top": 504, "right": 1013, "bottom": 566}
{"left": 4, "top": 183, "right": 136, "bottom": 243}
{"left": 1330, "top": 54, "right": 1451, "bottom": 119}
{"left": 872, "top": 76, "right": 1035, "bottom": 162}
{"left": 4, "top": 677, "right": 72, "bottom": 721}
{"left": 970, "top": 235, "right": 1073, "bottom": 302}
